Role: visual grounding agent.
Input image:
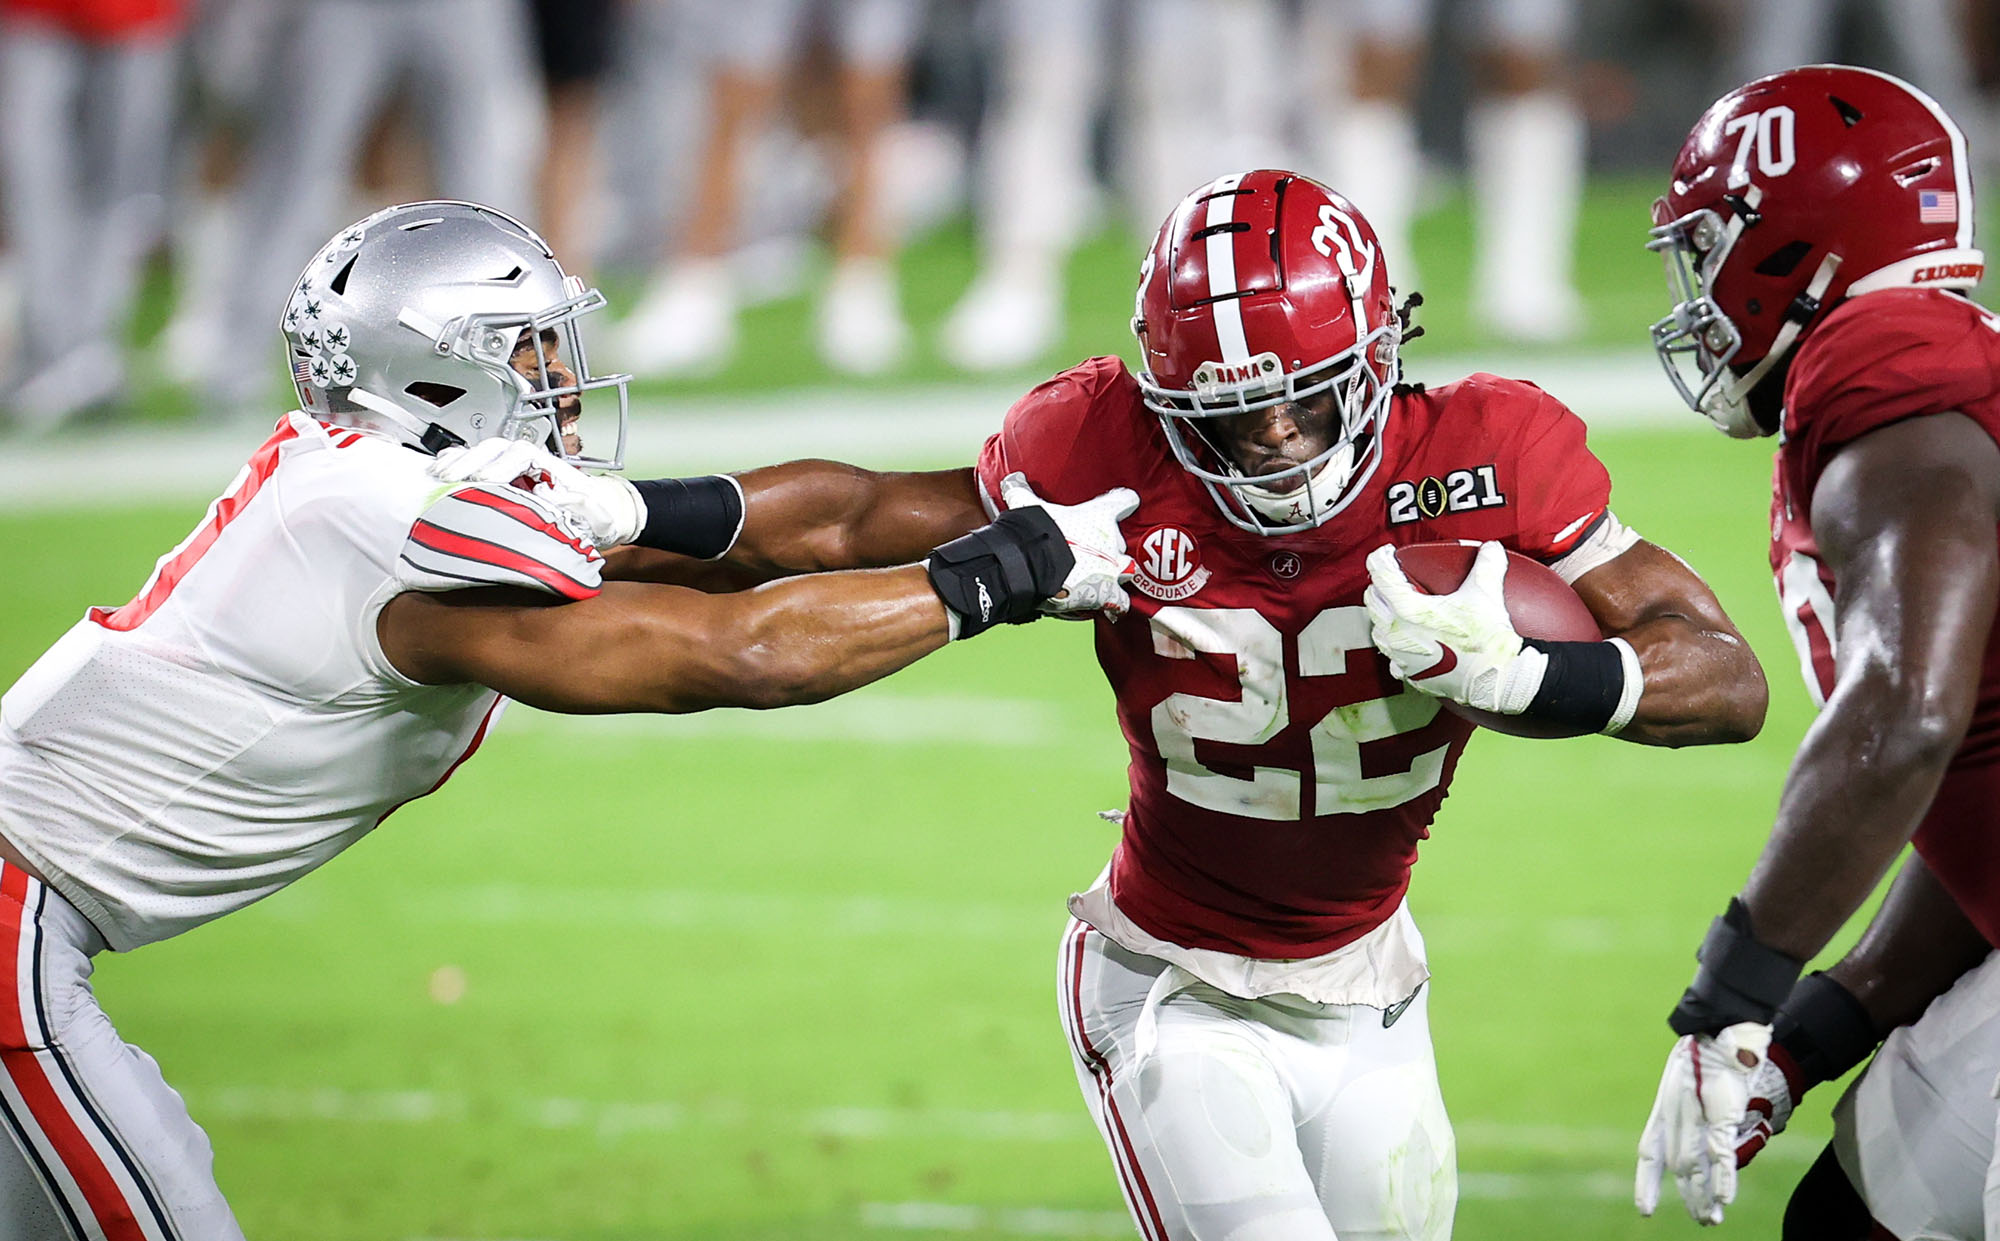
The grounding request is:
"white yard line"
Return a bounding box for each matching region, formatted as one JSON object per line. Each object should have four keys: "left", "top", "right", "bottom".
{"left": 256, "top": 877, "right": 1703, "bottom": 957}
{"left": 501, "top": 693, "right": 1095, "bottom": 749}
{"left": 0, "top": 350, "right": 1691, "bottom": 511}
{"left": 192, "top": 1083, "right": 1815, "bottom": 1165}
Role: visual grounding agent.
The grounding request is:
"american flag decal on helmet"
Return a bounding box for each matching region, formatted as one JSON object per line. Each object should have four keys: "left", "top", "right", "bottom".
{"left": 1920, "top": 190, "right": 1958, "bottom": 223}
{"left": 292, "top": 354, "right": 314, "bottom": 386}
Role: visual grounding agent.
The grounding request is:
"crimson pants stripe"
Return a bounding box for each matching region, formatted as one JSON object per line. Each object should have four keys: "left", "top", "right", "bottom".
{"left": 0, "top": 870, "right": 172, "bottom": 1241}
{"left": 1061, "top": 921, "right": 1171, "bottom": 1241}
{"left": 24, "top": 886, "right": 179, "bottom": 1240}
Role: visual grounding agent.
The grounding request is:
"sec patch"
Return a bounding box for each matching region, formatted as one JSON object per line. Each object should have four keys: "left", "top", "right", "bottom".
{"left": 1134, "top": 525, "right": 1211, "bottom": 601}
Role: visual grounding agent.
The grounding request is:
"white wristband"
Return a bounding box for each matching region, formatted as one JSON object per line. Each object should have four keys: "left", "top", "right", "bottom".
{"left": 1602, "top": 636, "right": 1644, "bottom": 735}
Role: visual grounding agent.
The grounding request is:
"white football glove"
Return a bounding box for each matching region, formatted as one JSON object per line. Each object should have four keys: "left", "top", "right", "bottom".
{"left": 430, "top": 439, "right": 646, "bottom": 549}
{"left": 997, "top": 472, "right": 1139, "bottom": 618}
{"left": 1635, "top": 1022, "right": 1774, "bottom": 1226}
{"left": 1363, "top": 541, "right": 1547, "bottom": 715}
{"left": 1732, "top": 1048, "right": 1797, "bottom": 1168}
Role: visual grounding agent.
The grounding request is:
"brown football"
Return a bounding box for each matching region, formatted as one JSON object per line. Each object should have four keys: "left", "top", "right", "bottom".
{"left": 1393, "top": 541, "right": 1603, "bottom": 739}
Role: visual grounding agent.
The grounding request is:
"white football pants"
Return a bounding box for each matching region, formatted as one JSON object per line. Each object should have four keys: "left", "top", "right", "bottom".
{"left": 0, "top": 861, "right": 240, "bottom": 1241}
{"left": 1058, "top": 919, "right": 1457, "bottom": 1241}
{"left": 1831, "top": 948, "right": 2000, "bottom": 1241}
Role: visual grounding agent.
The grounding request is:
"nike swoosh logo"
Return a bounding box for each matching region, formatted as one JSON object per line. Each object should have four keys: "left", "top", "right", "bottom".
{"left": 1382, "top": 985, "right": 1422, "bottom": 1028}
{"left": 1413, "top": 644, "right": 1458, "bottom": 682}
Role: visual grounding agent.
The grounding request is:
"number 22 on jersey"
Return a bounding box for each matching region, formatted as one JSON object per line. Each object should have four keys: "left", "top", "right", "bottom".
{"left": 1148, "top": 606, "right": 1450, "bottom": 821}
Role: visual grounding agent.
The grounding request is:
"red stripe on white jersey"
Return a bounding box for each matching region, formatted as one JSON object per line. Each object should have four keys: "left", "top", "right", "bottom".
{"left": 1061, "top": 921, "right": 1172, "bottom": 1241}
{"left": 0, "top": 867, "right": 164, "bottom": 1241}
{"left": 449, "top": 486, "right": 603, "bottom": 564}
{"left": 406, "top": 521, "right": 600, "bottom": 600}
{"left": 91, "top": 418, "right": 303, "bottom": 633}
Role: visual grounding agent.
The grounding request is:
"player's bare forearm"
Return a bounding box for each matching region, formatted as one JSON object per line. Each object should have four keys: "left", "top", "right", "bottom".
{"left": 1572, "top": 540, "right": 1767, "bottom": 746}
{"left": 1745, "top": 696, "right": 1971, "bottom": 959}
{"left": 725, "top": 462, "right": 987, "bottom": 577}
{"left": 1825, "top": 853, "right": 1991, "bottom": 1034}
{"left": 377, "top": 570, "right": 951, "bottom": 714}
{"left": 599, "top": 546, "right": 772, "bottom": 591}
{"left": 1742, "top": 414, "right": 2000, "bottom": 961}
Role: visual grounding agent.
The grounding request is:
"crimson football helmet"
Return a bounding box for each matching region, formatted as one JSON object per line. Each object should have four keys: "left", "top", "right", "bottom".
{"left": 1133, "top": 170, "right": 1401, "bottom": 534}
{"left": 1651, "top": 64, "right": 1983, "bottom": 437}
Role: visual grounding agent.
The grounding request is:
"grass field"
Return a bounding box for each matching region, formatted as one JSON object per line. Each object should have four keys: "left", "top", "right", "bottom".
{"left": 0, "top": 423, "right": 1857, "bottom": 1241}
{"left": 0, "top": 175, "right": 1890, "bottom": 1238}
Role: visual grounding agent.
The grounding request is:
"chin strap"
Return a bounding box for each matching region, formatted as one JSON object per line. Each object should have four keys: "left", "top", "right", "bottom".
{"left": 346, "top": 385, "right": 442, "bottom": 447}
{"left": 1719, "top": 251, "right": 1842, "bottom": 414}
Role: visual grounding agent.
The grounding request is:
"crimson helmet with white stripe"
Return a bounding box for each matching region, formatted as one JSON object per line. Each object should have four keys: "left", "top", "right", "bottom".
{"left": 1133, "top": 170, "right": 1401, "bottom": 535}
{"left": 1651, "top": 64, "right": 1983, "bottom": 437}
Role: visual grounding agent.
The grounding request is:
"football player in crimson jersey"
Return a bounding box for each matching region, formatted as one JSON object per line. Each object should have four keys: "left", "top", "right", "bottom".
{"left": 0, "top": 200, "right": 1139, "bottom": 1238}
{"left": 945, "top": 168, "right": 1766, "bottom": 1241}
{"left": 435, "top": 169, "right": 1768, "bottom": 1238}
{"left": 1634, "top": 65, "right": 2000, "bottom": 1238}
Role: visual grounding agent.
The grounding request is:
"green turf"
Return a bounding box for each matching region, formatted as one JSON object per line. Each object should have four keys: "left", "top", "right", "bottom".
{"left": 0, "top": 422, "right": 1862, "bottom": 1240}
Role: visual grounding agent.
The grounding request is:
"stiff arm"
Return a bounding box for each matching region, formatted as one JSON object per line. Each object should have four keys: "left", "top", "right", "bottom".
{"left": 605, "top": 463, "right": 987, "bottom": 587}
{"left": 379, "top": 568, "right": 951, "bottom": 714}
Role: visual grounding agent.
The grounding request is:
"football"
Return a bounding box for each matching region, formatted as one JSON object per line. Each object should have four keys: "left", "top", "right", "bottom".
{"left": 1393, "top": 541, "right": 1604, "bottom": 739}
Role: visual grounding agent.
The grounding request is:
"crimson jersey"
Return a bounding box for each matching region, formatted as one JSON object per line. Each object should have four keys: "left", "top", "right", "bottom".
{"left": 0, "top": 0, "right": 183, "bottom": 39}
{"left": 978, "top": 357, "right": 1612, "bottom": 958}
{"left": 1774, "top": 288, "right": 2000, "bottom": 946}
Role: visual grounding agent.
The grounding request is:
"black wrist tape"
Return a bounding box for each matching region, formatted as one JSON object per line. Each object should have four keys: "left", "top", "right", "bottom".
{"left": 1772, "top": 972, "right": 1878, "bottom": 1088}
{"left": 631, "top": 476, "right": 744, "bottom": 559}
{"left": 926, "top": 508, "right": 1072, "bottom": 639}
{"left": 1668, "top": 896, "right": 1806, "bottom": 1035}
{"left": 1521, "top": 639, "right": 1625, "bottom": 733}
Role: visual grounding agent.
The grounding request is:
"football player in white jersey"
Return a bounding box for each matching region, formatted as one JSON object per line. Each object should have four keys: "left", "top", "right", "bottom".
{"left": 0, "top": 199, "right": 1136, "bottom": 1239}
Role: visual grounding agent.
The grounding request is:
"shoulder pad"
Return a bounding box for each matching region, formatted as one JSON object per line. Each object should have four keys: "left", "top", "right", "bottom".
{"left": 1786, "top": 291, "right": 1993, "bottom": 453}
{"left": 979, "top": 357, "right": 1152, "bottom": 508}
{"left": 398, "top": 483, "right": 604, "bottom": 600}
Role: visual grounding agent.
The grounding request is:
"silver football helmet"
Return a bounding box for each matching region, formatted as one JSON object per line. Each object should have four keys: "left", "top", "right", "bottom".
{"left": 281, "top": 201, "right": 630, "bottom": 468}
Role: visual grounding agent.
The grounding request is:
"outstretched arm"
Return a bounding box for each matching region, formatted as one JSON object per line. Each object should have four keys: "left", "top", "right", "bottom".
{"left": 606, "top": 463, "right": 988, "bottom": 586}
{"left": 379, "top": 570, "right": 954, "bottom": 713}
{"left": 1571, "top": 540, "right": 1767, "bottom": 747}
{"left": 379, "top": 482, "right": 1134, "bottom": 713}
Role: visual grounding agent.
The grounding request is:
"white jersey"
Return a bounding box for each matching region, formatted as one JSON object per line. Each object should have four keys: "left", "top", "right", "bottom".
{"left": 0, "top": 413, "right": 605, "bottom": 950}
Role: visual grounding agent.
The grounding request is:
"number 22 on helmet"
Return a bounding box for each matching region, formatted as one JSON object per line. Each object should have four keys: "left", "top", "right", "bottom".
{"left": 1132, "top": 169, "right": 1407, "bottom": 535}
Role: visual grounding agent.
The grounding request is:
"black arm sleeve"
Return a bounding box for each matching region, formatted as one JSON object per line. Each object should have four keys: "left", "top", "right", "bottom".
{"left": 1520, "top": 638, "right": 1625, "bottom": 733}
{"left": 631, "top": 475, "right": 745, "bottom": 560}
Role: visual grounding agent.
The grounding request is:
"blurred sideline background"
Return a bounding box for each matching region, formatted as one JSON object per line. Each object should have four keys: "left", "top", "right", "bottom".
{"left": 1, "top": 1, "right": 1997, "bottom": 1238}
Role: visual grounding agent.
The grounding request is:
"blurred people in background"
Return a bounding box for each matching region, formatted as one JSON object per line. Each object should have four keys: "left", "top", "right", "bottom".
{"left": 1729, "top": 0, "right": 1981, "bottom": 135}
{"left": 531, "top": 0, "right": 619, "bottom": 272}
{"left": 611, "top": 0, "right": 925, "bottom": 378}
{"left": 0, "top": 0, "right": 183, "bottom": 429}
{"left": 6, "top": 0, "right": 1994, "bottom": 433}
{"left": 939, "top": 0, "right": 1111, "bottom": 373}
{"left": 155, "top": 0, "right": 282, "bottom": 392}
{"left": 943, "top": 0, "right": 1296, "bottom": 374}
{"left": 1315, "top": 0, "right": 1587, "bottom": 344}
{"left": 192, "top": 0, "right": 543, "bottom": 415}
